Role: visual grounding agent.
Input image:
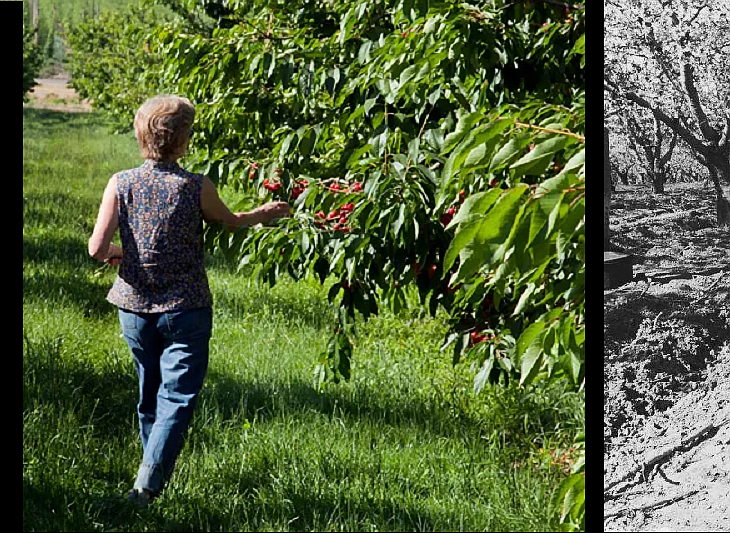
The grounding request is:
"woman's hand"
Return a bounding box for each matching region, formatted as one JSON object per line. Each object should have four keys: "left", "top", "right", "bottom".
{"left": 250, "top": 201, "right": 292, "bottom": 225}
{"left": 227, "top": 201, "right": 291, "bottom": 229}
{"left": 105, "top": 243, "right": 123, "bottom": 266}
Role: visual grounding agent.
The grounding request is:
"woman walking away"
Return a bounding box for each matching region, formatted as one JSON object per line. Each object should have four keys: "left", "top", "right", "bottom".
{"left": 88, "top": 95, "right": 290, "bottom": 506}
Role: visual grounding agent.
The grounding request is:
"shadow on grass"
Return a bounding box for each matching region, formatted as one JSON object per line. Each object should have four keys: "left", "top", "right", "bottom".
{"left": 199, "top": 368, "right": 562, "bottom": 454}
{"left": 23, "top": 337, "right": 566, "bottom": 532}
{"left": 144, "top": 483, "right": 501, "bottom": 533}
{"left": 23, "top": 192, "right": 98, "bottom": 230}
{"left": 23, "top": 106, "right": 110, "bottom": 132}
{"left": 23, "top": 335, "right": 138, "bottom": 436}
{"left": 212, "top": 282, "right": 333, "bottom": 331}
{"left": 23, "top": 235, "right": 116, "bottom": 320}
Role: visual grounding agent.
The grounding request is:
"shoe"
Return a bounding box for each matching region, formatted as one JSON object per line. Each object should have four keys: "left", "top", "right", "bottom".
{"left": 127, "top": 488, "right": 156, "bottom": 508}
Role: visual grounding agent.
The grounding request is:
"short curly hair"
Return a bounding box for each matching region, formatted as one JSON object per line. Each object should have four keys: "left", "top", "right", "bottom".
{"left": 134, "top": 95, "right": 195, "bottom": 162}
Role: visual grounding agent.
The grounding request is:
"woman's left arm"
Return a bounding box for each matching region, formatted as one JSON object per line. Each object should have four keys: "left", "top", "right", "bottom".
{"left": 88, "top": 176, "right": 121, "bottom": 264}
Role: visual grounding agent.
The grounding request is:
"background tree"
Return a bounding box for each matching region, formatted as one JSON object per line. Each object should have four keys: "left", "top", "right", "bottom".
{"left": 23, "top": 10, "right": 43, "bottom": 102}
{"left": 622, "top": 109, "right": 678, "bottom": 194}
{"left": 605, "top": 0, "right": 730, "bottom": 225}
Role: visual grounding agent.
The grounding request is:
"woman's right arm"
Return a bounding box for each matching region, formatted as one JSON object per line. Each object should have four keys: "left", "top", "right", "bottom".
{"left": 201, "top": 177, "right": 290, "bottom": 230}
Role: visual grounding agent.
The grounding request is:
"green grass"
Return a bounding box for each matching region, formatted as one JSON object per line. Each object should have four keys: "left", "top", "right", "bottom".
{"left": 23, "top": 107, "right": 585, "bottom": 532}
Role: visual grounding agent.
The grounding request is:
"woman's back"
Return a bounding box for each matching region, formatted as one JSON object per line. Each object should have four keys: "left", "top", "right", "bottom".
{"left": 107, "top": 160, "right": 212, "bottom": 313}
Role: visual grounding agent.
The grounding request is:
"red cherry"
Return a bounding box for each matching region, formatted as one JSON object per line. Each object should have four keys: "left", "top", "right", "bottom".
{"left": 447, "top": 207, "right": 456, "bottom": 216}
{"left": 252, "top": 163, "right": 259, "bottom": 170}
{"left": 327, "top": 210, "right": 339, "bottom": 221}
{"left": 339, "top": 215, "right": 348, "bottom": 224}
{"left": 402, "top": 31, "right": 408, "bottom": 37}
{"left": 249, "top": 171, "right": 256, "bottom": 179}
{"left": 352, "top": 182, "right": 362, "bottom": 192}
{"left": 440, "top": 213, "right": 453, "bottom": 226}
{"left": 315, "top": 211, "right": 325, "bottom": 219}
{"left": 489, "top": 178, "right": 499, "bottom": 187}
{"left": 428, "top": 264, "right": 437, "bottom": 279}
{"left": 275, "top": 168, "right": 282, "bottom": 174}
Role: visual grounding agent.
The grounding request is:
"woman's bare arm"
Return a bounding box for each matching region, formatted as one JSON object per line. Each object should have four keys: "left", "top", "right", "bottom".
{"left": 88, "top": 177, "right": 121, "bottom": 263}
{"left": 201, "top": 177, "right": 290, "bottom": 229}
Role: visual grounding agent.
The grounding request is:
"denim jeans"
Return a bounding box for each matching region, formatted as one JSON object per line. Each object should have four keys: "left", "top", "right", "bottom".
{"left": 119, "top": 307, "right": 213, "bottom": 494}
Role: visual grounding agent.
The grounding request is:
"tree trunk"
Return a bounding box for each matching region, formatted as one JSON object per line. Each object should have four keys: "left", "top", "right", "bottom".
{"left": 31, "top": 0, "right": 39, "bottom": 47}
{"left": 650, "top": 172, "right": 665, "bottom": 194}
{"left": 604, "top": 127, "right": 612, "bottom": 250}
{"left": 708, "top": 165, "right": 730, "bottom": 228}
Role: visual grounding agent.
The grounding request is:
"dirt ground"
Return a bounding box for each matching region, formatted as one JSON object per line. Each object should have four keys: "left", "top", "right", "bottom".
{"left": 25, "top": 76, "right": 92, "bottom": 112}
{"left": 604, "top": 183, "right": 730, "bottom": 532}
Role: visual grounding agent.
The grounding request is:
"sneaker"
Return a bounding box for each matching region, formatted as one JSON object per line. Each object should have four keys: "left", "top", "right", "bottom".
{"left": 127, "top": 488, "right": 156, "bottom": 508}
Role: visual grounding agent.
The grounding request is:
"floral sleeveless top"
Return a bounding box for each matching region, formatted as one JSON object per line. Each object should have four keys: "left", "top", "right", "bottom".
{"left": 106, "top": 160, "right": 213, "bottom": 312}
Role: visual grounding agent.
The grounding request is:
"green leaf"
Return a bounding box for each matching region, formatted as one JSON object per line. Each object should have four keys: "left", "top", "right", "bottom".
{"left": 489, "top": 138, "right": 522, "bottom": 173}
{"left": 516, "top": 321, "right": 545, "bottom": 358}
{"left": 313, "top": 362, "right": 328, "bottom": 390}
{"left": 442, "top": 112, "right": 483, "bottom": 154}
{"left": 298, "top": 128, "right": 315, "bottom": 157}
{"left": 446, "top": 189, "right": 501, "bottom": 229}
{"left": 339, "top": 7, "right": 356, "bottom": 44}
{"left": 512, "top": 282, "right": 536, "bottom": 316}
{"left": 473, "top": 357, "right": 494, "bottom": 395}
{"left": 279, "top": 132, "right": 295, "bottom": 159}
{"left": 464, "top": 143, "right": 487, "bottom": 168}
{"left": 510, "top": 136, "right": 568, "bottom": 177}
{"left": 392, "top": 203, "right": 406, "bottom": 236}
{"left": 408, "top": 138, "right": 420, "bottom": 164}
{"left": 519, "top": 339, "right": 543, "bottom": 387}
{"left": 443, "top": 213, "right": 484, "bottom": 272}
{"left": 399, "top": 64, "right": 418, "bottom": 88}
{"left": 527, "top": 201, "right": 547, "bottom": 248}
{"left": 476, "top": 185, "right": 527, "bottom": 244}
{"left": 358, "top": 41, "right": 372, "bottom": 64}
{"left": 558, "top": 148, "right": 585, "bottom": 177}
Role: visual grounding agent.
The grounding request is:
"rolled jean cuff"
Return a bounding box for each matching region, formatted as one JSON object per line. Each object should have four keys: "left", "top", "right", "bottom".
{"left": 134, "top": 463, "right": 164, "bottom": 494}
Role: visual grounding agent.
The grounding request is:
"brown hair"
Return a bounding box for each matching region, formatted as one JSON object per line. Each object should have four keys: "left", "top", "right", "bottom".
{"left": 134, "top": 95, "right": 195, "bottom": 162}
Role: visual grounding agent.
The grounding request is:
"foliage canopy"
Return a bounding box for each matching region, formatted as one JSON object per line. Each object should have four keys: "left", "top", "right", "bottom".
{"left": 67, "top": 1, "right": 586, "bottom": 529}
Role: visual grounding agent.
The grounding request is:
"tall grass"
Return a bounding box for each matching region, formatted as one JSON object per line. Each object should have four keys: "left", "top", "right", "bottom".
{"left": 23, "top": 107, "right": 584, "bottom": 532}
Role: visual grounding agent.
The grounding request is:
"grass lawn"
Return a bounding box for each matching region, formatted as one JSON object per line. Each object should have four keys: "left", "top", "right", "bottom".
{"left": 23, "top": 107, "right": 584, "bottom": 532}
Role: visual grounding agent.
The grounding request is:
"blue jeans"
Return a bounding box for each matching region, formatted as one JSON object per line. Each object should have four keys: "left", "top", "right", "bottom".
{"left": 119, "top": 307, "right": 213, "bottom": 494}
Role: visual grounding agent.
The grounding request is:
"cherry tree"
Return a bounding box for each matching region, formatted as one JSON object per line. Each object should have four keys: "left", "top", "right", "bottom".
{"left": 605, "top": 0, "right": 730, "bottom": 225}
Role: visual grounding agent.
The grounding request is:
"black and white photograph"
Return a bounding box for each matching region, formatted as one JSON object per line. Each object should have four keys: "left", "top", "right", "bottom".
{"left": 604, "top": 0, "right": 730, "bottom": 531}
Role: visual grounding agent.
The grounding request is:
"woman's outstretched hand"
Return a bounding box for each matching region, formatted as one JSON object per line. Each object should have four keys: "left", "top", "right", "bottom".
{"left": 252, "top": 201, "right": 292, "bottom": 225}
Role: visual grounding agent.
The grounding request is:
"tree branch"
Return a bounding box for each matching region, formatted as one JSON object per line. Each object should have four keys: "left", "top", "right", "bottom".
{"left": 660, "top": 127, "right": 679, "bottom": 167}
{"left": 685, "top": 3, "right": 709, "bottom": 26}
{"left": 681, "top": 61, "right": 720, "bottom": 143}
{"left": 605, "top": 77, "right": 709, "bottom": 157}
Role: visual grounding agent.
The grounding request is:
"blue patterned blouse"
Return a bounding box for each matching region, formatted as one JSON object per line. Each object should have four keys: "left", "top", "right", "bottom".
{"left": 106, "top": 160, "right": 213, "bottom": 312}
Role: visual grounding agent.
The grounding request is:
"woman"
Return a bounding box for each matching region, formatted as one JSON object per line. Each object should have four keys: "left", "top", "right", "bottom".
{"left": 88, "top": 95, "right": 290, "bottom": 506}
